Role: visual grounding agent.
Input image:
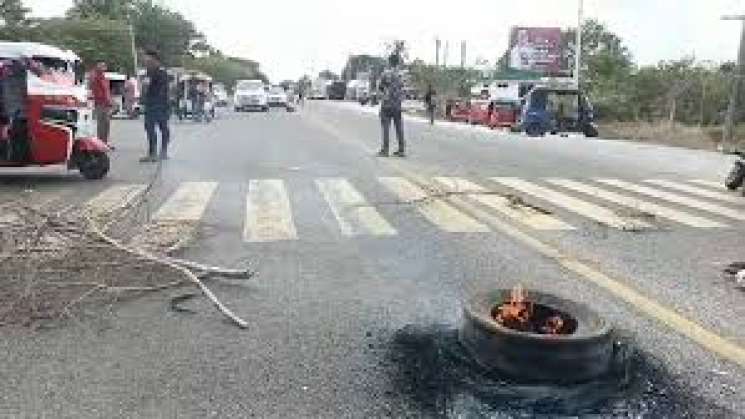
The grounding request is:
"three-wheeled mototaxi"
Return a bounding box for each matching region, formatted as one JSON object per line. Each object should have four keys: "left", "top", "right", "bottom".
{"left": 0, "top": 42, "right": 110, "bottom": 180}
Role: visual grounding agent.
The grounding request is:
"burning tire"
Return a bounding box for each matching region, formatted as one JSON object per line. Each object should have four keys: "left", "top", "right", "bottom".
{"left": 77, "top": 151, "right": 110, "bottom": 180}
{"left": 459, "top": 288, "right": 613, "bottom": 383}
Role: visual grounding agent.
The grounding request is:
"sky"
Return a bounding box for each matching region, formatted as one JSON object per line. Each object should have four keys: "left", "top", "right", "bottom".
{"left": 25, "top": 0, "right": 745, "bottom": 81}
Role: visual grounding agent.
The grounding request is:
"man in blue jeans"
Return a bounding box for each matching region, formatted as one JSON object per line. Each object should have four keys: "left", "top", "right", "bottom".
{"left": 377, "top": 53, "right": 405, "bottom": 157}
{"left": 140, "top": 49, "right": 171, "bottom": 162}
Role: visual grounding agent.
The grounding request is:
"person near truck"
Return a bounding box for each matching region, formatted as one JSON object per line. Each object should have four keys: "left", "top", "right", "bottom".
{"left": 377, "top": 53, "right": 405, "bottom": 157}
{"left": 424, "top": 84, "right": 436, "bottom": 125}
{"left": 140, "top": 49, "right": 171, "bottom": 162}
{"left": 90, "top": 60, "right": 113, "bottom": 146}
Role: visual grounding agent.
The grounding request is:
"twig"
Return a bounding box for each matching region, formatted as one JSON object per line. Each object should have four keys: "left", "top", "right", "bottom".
{"left": 84, "top": 215, "right": 249, "bottom": 329}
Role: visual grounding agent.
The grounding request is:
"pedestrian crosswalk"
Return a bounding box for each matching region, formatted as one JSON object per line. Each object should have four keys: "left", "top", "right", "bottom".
{"left": 78, "top": 177, "right": 745, "bottom": 244}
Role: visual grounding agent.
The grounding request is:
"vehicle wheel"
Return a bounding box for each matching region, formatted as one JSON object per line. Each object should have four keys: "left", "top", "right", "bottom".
{"left": 584, "top": 124, "right": 599, "bottom": 138}
{"left": 525, "top": 123, "right": 544, "bottom": 137}
{"left": 78, "top": 152, "right": 110, "bottom": 180}
{"left": 263, "top": 106, "right": 269, "bottom": 112}
{"left": 725, "top": 161, "right": 745, "bottom": 190}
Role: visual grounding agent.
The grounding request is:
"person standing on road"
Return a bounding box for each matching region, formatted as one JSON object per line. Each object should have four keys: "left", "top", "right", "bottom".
{"left": 140, "top": 49, "right": 171, "bottom": 162}
{"left": 377, "top": 53, "right": 405, "bottom": 157}
{"left": 90, "top": 60, "right": 113, "bottom": 146}
{"left": 424, "top": 84, "right": 436, "bottom": 125}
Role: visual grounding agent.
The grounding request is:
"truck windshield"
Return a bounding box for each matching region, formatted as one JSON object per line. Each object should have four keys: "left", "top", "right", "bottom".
{"left": 237, "top": 81, "right": 263, "bottom": 90}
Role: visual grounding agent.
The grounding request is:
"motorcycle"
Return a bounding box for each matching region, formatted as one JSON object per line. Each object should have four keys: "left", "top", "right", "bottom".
{"left": 725, "top": 151, "right": 745, "bottom": 192}
{"left": 0, "top": 42, "right": 110, "bottom": 180}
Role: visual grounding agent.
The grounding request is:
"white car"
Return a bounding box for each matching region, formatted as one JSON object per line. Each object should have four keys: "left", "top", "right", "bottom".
{"left": 267, "top": 86, "right": 289, "bottom": 109}
{"left": 234, "top": 79, "right": 268, "bottom": 112}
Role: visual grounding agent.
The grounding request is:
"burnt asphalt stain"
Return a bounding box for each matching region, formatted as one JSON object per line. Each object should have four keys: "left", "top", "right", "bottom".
{"left": 384, "top": 324, "right": 734, "bottom": 418}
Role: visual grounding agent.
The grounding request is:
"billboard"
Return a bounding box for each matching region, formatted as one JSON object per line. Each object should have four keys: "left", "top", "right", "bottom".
{"left": 508, "top": 27, "right": 563, "bottom": 75}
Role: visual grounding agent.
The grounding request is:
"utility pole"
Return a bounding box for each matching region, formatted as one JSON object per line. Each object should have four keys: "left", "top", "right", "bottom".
{"left": 126, "top": 8, "right": 138, "bottom": 73}
{"left": 722, "top": 15, "right": 745, "bottom": 150}
{"left": 460, "top": 41, "right": 467, "bottom": 68}
{"left": 575, "top": 0, "right": 583, "bottom": 87}
{"left": 435, "top": 38, "right": 441, "bottom": 66}
{"left": 444, "top": 41, "right": 449, "bottom": 67}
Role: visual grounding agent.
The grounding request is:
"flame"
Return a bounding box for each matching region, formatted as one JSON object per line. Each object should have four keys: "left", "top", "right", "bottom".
{"left": 494, "top": 285, "right": 533, "bottom": 330}
{"left": 493, "top": 285, "right": 567, "bottom": 335}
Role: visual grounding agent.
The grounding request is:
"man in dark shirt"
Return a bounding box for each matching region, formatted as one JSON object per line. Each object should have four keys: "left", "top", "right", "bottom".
{"left": 378, "top": 53, "right": 405, "bottom": 157}
{"left": 140, "top": 49, "right": 171, "bottom": 162}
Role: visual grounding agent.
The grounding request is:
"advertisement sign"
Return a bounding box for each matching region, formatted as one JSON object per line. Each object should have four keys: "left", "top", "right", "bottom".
{"left": 508, "top": 27, "right": 563, "bottom": 75}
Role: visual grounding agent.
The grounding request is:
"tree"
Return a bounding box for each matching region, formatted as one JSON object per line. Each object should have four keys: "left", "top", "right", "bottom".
{"left": 29, "top": 17, "right": 133, "bottom": 73}
{"left": 0, "top": 0, "right": 30, "bottom": 40}
{"left": 385, "top": 39, "right": 408, "bottom": 63}
{"left": 342, "top": 54, "right": 385, "bottom": 81}
{"left": 132, "top": 2, "right": 203, "bottom": 66}
{"left": 67, "top": 0, "right": 137, "bottom": 19}
{"left": 184, "top": 53, "right": 268, "bottom": 90}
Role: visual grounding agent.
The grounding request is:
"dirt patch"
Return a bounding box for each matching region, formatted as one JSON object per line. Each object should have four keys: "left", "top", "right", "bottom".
{"left": 596, "top": 121, "right": 745, "bottom": 151}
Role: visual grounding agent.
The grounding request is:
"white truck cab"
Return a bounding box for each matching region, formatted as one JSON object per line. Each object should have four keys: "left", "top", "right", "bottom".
{"left": 234, "top": 79, "right": 268, "bottom": 112}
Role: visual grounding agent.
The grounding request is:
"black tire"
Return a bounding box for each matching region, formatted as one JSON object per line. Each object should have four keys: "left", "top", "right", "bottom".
{"left": 584, "top": 124, "right": 599, "bottom": 138}
{"left": 77, "top": 152, "right": 110, "bottom": 180}
{"left": 460, "top": 289, "right": 613, "bottom": 383}
{"left": 725, "top": 161, "right": 745, "bottom": 190}
{"left": 525, "top": 123, "right": 544, "bottom": 137}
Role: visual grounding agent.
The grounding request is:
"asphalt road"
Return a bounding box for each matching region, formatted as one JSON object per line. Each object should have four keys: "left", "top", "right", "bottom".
{"left": 2, "top": 101, "right": 745, "bottom": 418}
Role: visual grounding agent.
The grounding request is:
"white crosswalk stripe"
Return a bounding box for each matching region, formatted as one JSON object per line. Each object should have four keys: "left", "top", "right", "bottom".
{"left": 491, "top": 178, "right": 652, "bottom": 230}
{"left": 644, "top": 179, "right": 744, "bottom": 205}
{"left": 154, "top": 181, "right": 218, "bottom": 221}
{"left": 597, "top": 179, "right": 745, "bottom": 221}
{"left": 316, "top": 178, "right": 397, "bottom": 236}
{"left": 548, "top": 179, "right": 727, "bottom": 228}
{"left": 433, "top": 177, "right": 574, "bottom": 230}
{"left": 84, "top": 184, "right": 146, "bottom": 220}
{"left": 244, "top": 179, "right": 298, "bottom": 242}
{"left": 378, "top": 177, "right": 490, "bottom": 233}
{"left": 688, "top": 179, "right": 727, "bottom": 190}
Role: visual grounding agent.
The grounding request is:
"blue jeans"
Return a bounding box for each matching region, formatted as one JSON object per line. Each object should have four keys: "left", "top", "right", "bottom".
{"left": 380, "top": 107, "right": 404, "bottom": 153}
{"left": 144, "top": 109, "right": 170, "bottom": 156}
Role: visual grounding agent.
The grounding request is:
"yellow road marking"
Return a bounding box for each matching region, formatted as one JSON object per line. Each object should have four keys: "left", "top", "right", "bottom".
{"left": 548, "top": 178, "right": 727, "bottom": 228}
{"left": 492, "top": 177, "right": 652, "bottom": 230}
{"left": 316, "top": 178, "right": 397, "bottom": 236}
{"left": 433, "top": 177, "right": 574, "bottom": 230}
{"left": 244, "top": 179, "right": 298, "bottom": 242}
{"left": 379, "top": 177, "right": 489, "bottom": 233}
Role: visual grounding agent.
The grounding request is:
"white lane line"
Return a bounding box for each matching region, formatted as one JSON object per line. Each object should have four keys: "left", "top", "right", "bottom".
{"left": 548, "top": 179, "right": 727, "bottom": 228}
{"left": 491, "top": 178, "right": 651, "bottom": 230}
{"left": 154, "top": 182, "right": 217, "bottom": 221}
{"left": 433, "top": 177, "right": 574, "bottom": 231}
{"left": 689, "top": 179, "right": 726, "bottom": 190}
{"left": 84, "top": 184, "right": 147, "bottom": 219}
{"left": 597, "top": 179, "right": 745, "bottom": 221}
{"left": 378, "top": 177, "right": 490, "bottom": 233}
{"left": 645, "top": 179, "right": 744, "bottom": 205}
{"left": 244, "top": 179, "right": 298, "bottom": 242}
{"left": 316, "top": 178, "right": 397, "bottom": 236}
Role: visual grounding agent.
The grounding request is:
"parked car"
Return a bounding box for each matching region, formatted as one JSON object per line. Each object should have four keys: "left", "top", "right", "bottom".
{"left": 468, "top": 99, "right": 491, "bottom": 125}
{"left": 446, "top": 99, "right": 471, "bottom": 122}
{"left": 519, "top": 85, "right": 598, "bottom": 137}
{"left": 267, "top": 85, "right": 290, "bottom": 109}
{"left": 487, "top": 99, "right": 521, "bottom": 129}
{"left": 234, "top": 79, "right": 268, "bottom": 112}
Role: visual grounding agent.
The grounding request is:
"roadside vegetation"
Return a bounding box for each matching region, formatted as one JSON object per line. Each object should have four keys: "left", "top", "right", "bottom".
{"left": 0, "top": 0, "right": 268, "bottom": 87}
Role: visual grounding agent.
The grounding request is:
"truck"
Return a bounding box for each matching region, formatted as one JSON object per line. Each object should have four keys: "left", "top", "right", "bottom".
{"left": 309, "top": 78, "right": 329, "bottom": 100}
{"left": 327, "top": 80, "right": 347, "bottom": 100}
